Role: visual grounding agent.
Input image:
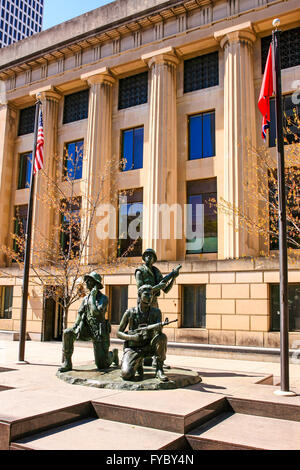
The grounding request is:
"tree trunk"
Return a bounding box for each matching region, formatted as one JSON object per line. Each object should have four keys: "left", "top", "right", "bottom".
{"left": 61, "top": 304, "right": 69, "bottom": 363}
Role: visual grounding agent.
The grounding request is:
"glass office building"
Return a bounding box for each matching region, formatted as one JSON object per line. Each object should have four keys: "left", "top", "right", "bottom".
{"left": 0, "top": 0, "right": 43, "bottom": 48}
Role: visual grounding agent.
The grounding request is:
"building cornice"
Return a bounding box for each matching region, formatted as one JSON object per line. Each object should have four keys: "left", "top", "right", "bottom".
{"left": 0, "top": 0, "right": 208, "bottom": 77}
{"left": 0, "top": 0, "right": 298, "bottom": 95}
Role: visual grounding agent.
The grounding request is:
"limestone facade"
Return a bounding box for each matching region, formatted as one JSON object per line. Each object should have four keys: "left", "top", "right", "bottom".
{"left": 0, "top": 0, "right": 299, "bottom": 348}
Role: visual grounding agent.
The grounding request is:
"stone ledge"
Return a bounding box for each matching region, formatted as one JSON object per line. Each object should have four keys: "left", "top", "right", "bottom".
{"left": 109, "top": 338, "right": 300, "bottom": 360}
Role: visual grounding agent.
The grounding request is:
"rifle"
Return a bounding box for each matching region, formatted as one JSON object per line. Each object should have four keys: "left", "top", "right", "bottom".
{"left": 152, "top": 265, "right": 182, "bottom": 296}
{"left": 129, "top": 318, "right": 178, "bottom": 336}
{"left": 161, "top": 265, "right": 182, "bottom": 285}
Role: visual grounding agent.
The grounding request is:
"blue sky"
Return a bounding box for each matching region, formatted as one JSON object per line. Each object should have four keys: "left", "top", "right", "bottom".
{"left": 43, "top": 0, "right": 112, "bottom": 30}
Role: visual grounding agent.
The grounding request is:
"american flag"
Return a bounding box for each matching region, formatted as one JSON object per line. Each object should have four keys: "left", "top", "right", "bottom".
{"left": 34, "top": 109, "right": 44, "bottom": 174}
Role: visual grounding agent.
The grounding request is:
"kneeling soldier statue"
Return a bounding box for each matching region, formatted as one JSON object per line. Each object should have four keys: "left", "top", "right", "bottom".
{"left": 117, "top": 284, "right": 177, "bottom": 382}
{"left": 59, "top": 271, "right": 119, "bottom": 372}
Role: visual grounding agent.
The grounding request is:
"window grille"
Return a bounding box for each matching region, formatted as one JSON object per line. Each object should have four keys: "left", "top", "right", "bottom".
{"left": 118, "top": 72, "right": 148, "bottom": 110}
{"left": 261, "top": 27, "right": 300, "bottom": 73}
{"left": 18, "top": 105, "right": 35, "bottom": 136}
{"left": 184, "top": 52, "right": 219, "bottom": 93}
{"left": 63, "top": 89, "right": 89, "bottom": 124}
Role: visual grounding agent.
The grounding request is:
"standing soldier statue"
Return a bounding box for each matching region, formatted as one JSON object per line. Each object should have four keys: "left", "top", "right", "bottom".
{"left": 59, "top": 272, "right": 119, "bottom": 372}
{"left": 135, "top": 249, "right": 181, "bottom": 367}
{"left": 135, "top": 249, "right": 181, "bottom": 308}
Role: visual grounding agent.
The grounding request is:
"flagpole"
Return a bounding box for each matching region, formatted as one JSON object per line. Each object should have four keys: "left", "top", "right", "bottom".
{"left": 272, "top": 20, "right": 295, "bottom": 396}
{"left": 18, "top": 96, "right": 41, "bottom": 364}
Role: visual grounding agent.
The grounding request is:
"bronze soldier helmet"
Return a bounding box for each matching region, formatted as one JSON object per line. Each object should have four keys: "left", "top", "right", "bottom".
{"left": 83, "top": 272, "right": 104, "bottom": 289}
{"left": 142, "top": 248, "right": 157, "bottom": 263}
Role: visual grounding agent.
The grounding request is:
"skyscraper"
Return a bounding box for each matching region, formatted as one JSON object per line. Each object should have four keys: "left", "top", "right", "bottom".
{"left": 0, "top": 0, "right": 43, "bottom": 48}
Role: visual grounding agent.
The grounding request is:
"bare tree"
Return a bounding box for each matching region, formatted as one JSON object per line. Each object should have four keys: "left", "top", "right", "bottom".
{"left": 214, "top": 109, "right": 300, "bottom": 260}
{"left": 1, "top": 147, "right": 138, "bottom": 340}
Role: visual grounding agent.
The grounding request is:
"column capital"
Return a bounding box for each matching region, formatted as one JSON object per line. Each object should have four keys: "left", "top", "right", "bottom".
{"left": 30, "top": 85, "right": 62, "bottom": 102}
{"left": 0, "top": 101, "right": 17, "bottom": 113}
{"left": 0, "top": 80, "right": 7, "bottom": 106}
{"left": 81, "top": 67, "right": 115, "bottom": 86}
{"left": 214, "top": 22, "right": 256, "bottom": 49}
{"left": 142, "top": 47, "right": 180, "bottom": 68}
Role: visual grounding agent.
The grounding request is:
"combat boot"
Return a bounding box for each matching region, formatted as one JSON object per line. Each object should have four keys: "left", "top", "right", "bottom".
{"left": 137, "top": 364, "right": 144, "bottom": 378}
{"left": 112, "top": 348, "right": 119, "bottom": 367}
{"left": 156, "top": 361, "right": 169, "bottom": 382}
{"left": 152, "top": 357, "right": 171, "bottom": 370}
{"left": 58, "top": 357, "right": 72, "bottom": 372}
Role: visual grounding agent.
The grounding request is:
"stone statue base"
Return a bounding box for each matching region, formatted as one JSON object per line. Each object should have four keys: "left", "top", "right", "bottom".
{"left": 56, "top": 363, "right": 201, "bottom": 391}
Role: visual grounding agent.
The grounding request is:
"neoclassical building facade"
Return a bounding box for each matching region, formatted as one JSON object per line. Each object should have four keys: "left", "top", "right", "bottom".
{"left": 0, "top": 0, "right": 299, "bottom": 350}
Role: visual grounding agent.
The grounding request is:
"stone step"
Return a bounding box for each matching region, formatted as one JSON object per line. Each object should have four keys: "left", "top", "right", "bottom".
{"left": 0, "top": 390, "right": 98, "bottom": 450}
{"left": 10, "top": 418, "right": 186, "bottom": 451}
{"left": 0, "top": 385, "right": 227, "bottom": 449}
{"left": 186, "top": 412, "right": 300, "bottom": 450}
{"left": 228, "top": 396, "right": 300, "bottom": 422}
{"left": 0, "top": 331, "right": 20, "bottom": 341}
{"left": 92, "top": 391, "right": 228, "bottom": 434}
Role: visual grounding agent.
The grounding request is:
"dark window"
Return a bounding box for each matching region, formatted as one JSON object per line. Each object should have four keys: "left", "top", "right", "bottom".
{"left": 269, "top": 94, "right": 300, "bottom": 148}
{"left": 186, "top": 179, "right": 217, "bottom": 254}
{"left": 182, "top": 285, "right": 206, "bottom": 328}
{"left": 121, "top": 127, "right": 144, "bottom": 171}
{"left": 18, "top": 152, "right": 32, "bottom": 189}
{"left": 118, "top": 188, "right": 143, "bottom": 257}
{"left": 270, "top": 284, "right": 300, "bottom": 332}
{"left": 0, "top": 286, "right": 13, "bottom": 319}
{"left": 60, "top": 198, "right": 81, "bottom": 257}
{"left": 269, "top": 168, "right": 300, "bottom": 251}
{"left": 184, "top": 52, "right": 219, "bottom": 93}
{"left": 13, "top": 204, "right": 28, "bottom": 260}
{"left": 189, "top": 111, "right": 215, "bottom": 160}
{"left": 110, "top": 285, "right": 128, "bottom": 325}
{"left": 118, "top": 72, "right": 148, "bottom": 110}
{"left": 261, "top": 27, "right": 300, "bottom": 73}
{"left": 63, "top": 90, "right": 89, "bottom": 124}
{"left": 63, "top": 140, "right": 83, "bottom": 180}
{"left": 18, "top": 105, "right": 35, "bottom": 136}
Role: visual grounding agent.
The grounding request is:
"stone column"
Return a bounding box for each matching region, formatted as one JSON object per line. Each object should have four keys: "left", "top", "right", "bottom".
{"left": 30, "top": 87, "right": 61, "bottom": 264}
{"left": 215, "top": 23, "right": 258, "bottom": 259}
{"left": 0, "top": 101, "right": 17, "bottom": 266}
{"left": 81, "top": 68, "right": 115, "bottom": 264}
{"left": 142, "top": 47, "right": 180, "bottom": 261}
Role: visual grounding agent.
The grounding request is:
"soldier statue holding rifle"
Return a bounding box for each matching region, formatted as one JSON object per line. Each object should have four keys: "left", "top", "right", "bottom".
{"left": 135, "top": 248, "right": 181, "bottom": 369}
{"left": 59, "top": 271, "right": 119, "bottom": 373}
{"left": 117, "top": 284, "right": 178, "bottom": 382}
{"left": 135, "top": 249, "right": 182, "bottom": 308}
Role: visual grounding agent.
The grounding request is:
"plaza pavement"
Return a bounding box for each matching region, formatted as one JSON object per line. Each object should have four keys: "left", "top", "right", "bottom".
{"left": 0, "top": 340, "right": 300, "bottom": 450}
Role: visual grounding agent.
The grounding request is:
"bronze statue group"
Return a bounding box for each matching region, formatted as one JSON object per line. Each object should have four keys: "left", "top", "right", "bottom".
{"left": 59, "top": 249, "right": 181, "bottom": 383}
